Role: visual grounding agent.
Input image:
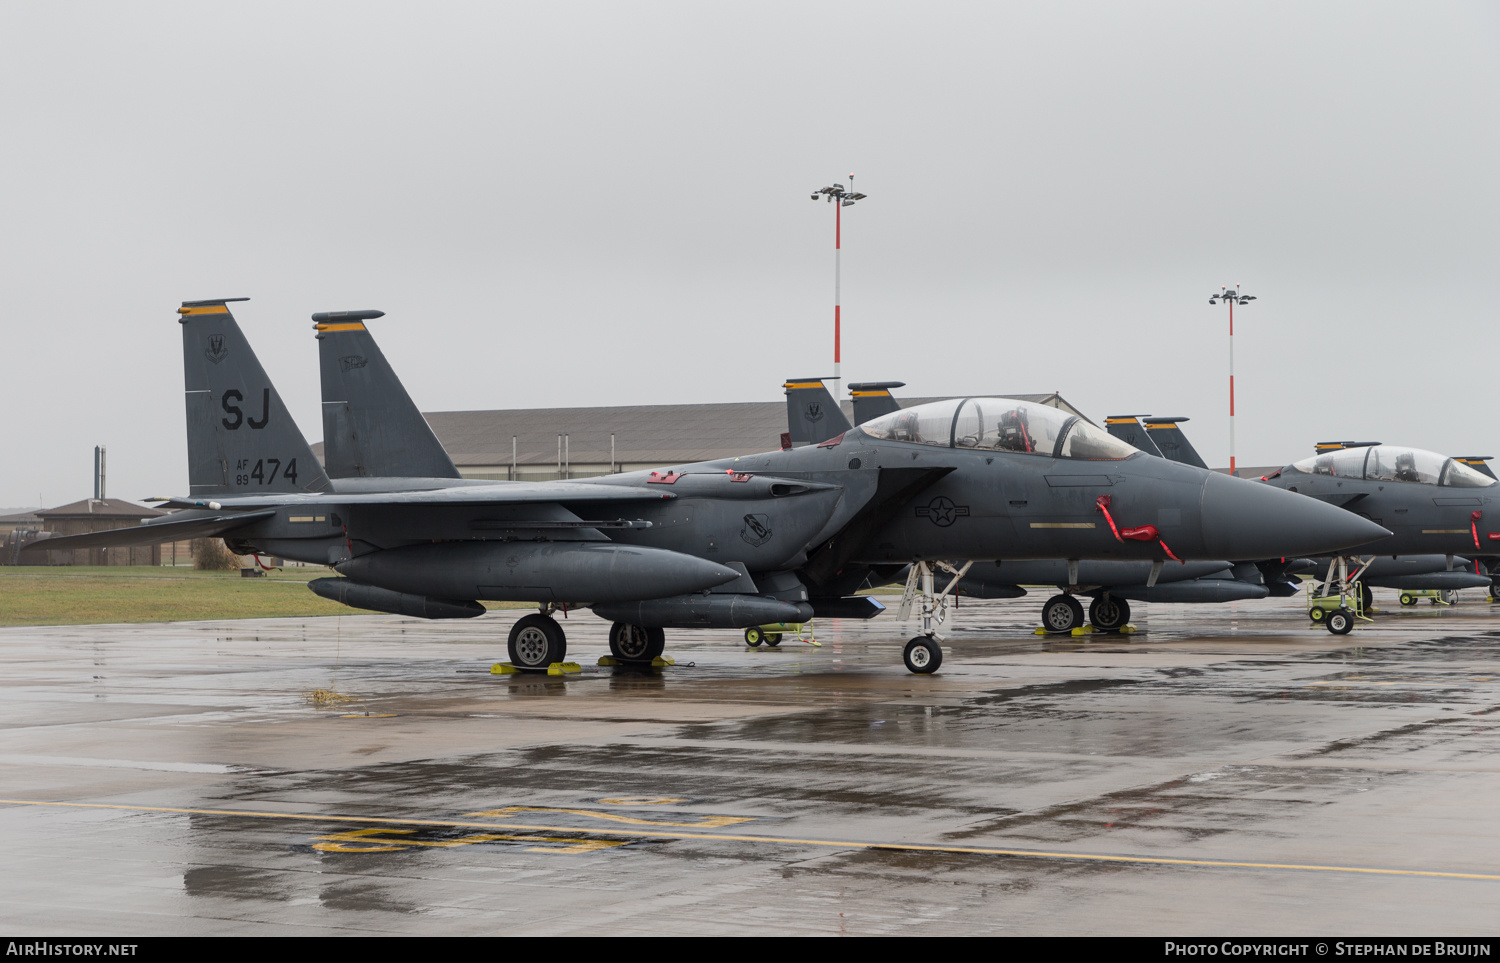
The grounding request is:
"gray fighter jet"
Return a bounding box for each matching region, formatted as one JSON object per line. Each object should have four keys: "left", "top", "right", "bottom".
{"left": 38, "top": 299, "right": 1388, "bottom": 674}
{"left": 1263, "top": 441, "right": 1498, "bottom": 595}
{"left": 1108, "top": 418, "right": 1498, "bottom": 612}
{"left": 791, "top": 381, "right": 1277, "bottom": 632}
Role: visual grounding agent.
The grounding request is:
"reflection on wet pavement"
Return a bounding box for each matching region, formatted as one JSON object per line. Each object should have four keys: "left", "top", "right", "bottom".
{"left": 3, "top": 593, "right": 1500, "bottom": 933}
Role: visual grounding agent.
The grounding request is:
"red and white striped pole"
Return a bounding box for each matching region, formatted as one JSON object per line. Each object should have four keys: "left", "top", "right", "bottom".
{"left": 1210, "top": 284, "right": 1255, "bottom": 477}
{"left": 811, "top": 175, "right": 865, "bottom": 386}
{"left": 834, "top": 185, "right": 842, "bottom": 384}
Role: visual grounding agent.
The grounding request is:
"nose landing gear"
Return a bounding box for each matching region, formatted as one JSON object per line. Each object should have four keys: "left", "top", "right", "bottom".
{"left": 896, "top": 560, "right": 973, "bottom": 674}
{"left": 1306, "top": 556, "right": 1375, "bottom": 634}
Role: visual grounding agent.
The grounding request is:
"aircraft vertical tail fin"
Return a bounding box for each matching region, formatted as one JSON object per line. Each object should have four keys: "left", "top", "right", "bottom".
{"left": 784, "top": 377, "right": 853, "bottom": 446}
{"left": 1142, "top": 417, "right": 1208, "bottom": 469}
{"left": 1457, "top": 456, "right": 1497, "bottom": 480}
{"left": 315, "top": 311, "right": 460, "bottom": 479}
{"left": 179, "top": 299, "right": 330, "bottom": 497}
{"left": 848, "top": 382, "right": 905, "bottom": 426}
{"left": 1104, "top": 415, "right": 1164, "bottom": 457}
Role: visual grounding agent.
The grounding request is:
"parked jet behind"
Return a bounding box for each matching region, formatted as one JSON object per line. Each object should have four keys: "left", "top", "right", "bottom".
{"left": 1265, "top": 441, "right": 1498, "bottom": 592}
{"left": 1110, "top": 418, "right": 1499, "bottom": 604}
{"left": 35, "top": 300, "right": 1389, "bottom": 675}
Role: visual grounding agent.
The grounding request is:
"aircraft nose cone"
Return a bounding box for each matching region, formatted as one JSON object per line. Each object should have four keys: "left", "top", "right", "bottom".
{"left": 1200, "top": 472, "right": 1390, "bottom": 560}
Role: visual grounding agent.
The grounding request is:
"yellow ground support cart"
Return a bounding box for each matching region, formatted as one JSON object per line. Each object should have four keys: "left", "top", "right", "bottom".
{"left": 744, "top": 622, "right": 819, "bottom": 647}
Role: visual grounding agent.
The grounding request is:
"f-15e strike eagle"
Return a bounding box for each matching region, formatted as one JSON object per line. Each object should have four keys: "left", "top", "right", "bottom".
{"left": 34, "top": 299, "right": 1388, "bottom": 673}
{"left": 1105, "top": 417, "right": 1500, "bottom": 608}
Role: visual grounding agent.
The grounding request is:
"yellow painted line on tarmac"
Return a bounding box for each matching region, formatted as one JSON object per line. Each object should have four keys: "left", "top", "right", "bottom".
{"left": 3, "top": 798, "right": 1498, "bottom": 880}
{"left": 466, "top": 805, "right": 755, "bottom": 828}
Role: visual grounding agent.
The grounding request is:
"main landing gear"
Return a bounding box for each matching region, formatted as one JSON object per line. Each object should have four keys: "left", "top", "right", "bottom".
{"left": 506, "top": 610, "right": 667, "bottom": 672}
{"left": 609, "top": 622, "right": 666, "bottom": 662}
{"left": 1039, "top": 593, "right": 1130, "bottom": 635}
{"left": 1041, "top": 594, "right": 1085, "bottom": 633}
{"left": 1088, "top": 595, "right": 1131, "bottom": 632}
{"left": 896, "top": 560, "right": 974, "bottom": 675}
{"left": 507, "top": 611, "right": 568, "bottom": 670}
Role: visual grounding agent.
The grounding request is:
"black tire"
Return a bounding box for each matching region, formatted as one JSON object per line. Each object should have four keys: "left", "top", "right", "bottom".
{"left": 1399, "top": 593, "right": 1416, "bottom": 607}
{"left": 1327, "top": 607, "right": 1354, "bottom": 635}
{"left": 903, "top": 637, "right": 942, "bottom": 674}
{"left": 1310, "top": 606, "right": 1326, "bottom": 622}
{"left": 1088, "top": 596, "right": 1130, "bottom": 631}
{"left": 508, "top": 614, "right": 567, "bottom": 670}
{"left": 1491, "top": 580, "right": 1499, "bottom": 600}
{"left": 1358, "top": 582, "right": 1373, "bottom": 613}
{"left": 1443, "top": 590, "right": 1458, "bottom": 605}
{"left": 764, "top": 633, "right": 782, "bottom": 647}
{"left": 744, "top": 627, "right": 763, "bottom": 647}
{"left": 1042, "top": 594, "right": 1085, "bottom": 633}
{"left": 610, "top": 623, "right": 665, "bottom": 661}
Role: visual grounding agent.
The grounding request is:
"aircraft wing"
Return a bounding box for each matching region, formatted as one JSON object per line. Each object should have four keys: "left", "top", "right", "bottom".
{"left": 199, "top": 481, "right": 680, "bottom": 509}
{"left": 22, "top": 483, "right": 693, "bottom": 555}
{"left": 19, "top": 509, "right": 279, "bottom": 553}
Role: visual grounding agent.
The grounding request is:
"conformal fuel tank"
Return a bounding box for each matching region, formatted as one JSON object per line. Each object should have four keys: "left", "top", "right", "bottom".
{"left": 336, "top": 542, "right": 741, "bottom": 603}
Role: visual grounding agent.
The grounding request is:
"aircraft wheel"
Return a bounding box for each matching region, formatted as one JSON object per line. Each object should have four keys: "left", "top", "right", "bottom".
{"left": 764, "top": 633, "right": 783, "bottom": 647}
{"left": 1088, "top": 596, "right": 1130, "bottom": 631}
{"left": 1491, "top": 580, "right": 1500, "bottom": 601}
{"left": 744, "top": 627, "right": 764, "bottom": 647}
{"left": 610, "top": 623, "right": 665, "bottom": 661}
{"left": 903, "top": 637, "right": 942, "bottom": 674}
{"left": 1309, "top": 606, "right": 1326, "bottom": 622}
{"left": 1042, "top": 594, "right": 1085, "bottom": 633}
{"left": 1399, "top": 593, "right": 1416, "bottom": 607}
{"left": 1326, "top": 608, "right": 1354, "bottom": 635}
{"left": 509, "top": 614, "right": 567, "bottom": 670}
{"left": 1359, "top": 582, "right": 1373, "bottom": 613}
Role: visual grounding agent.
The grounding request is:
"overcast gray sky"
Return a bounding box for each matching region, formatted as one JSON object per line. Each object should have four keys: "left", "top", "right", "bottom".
{"left": 2, "top": 1, "right": 1497, "bottom": 507}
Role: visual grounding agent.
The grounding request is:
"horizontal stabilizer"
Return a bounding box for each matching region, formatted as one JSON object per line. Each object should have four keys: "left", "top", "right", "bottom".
{"left": 20, "top": 510, "right": 276, "bottom": 553}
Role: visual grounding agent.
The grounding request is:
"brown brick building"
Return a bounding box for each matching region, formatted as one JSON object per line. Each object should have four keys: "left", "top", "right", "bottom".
{"left": 33, "top": 498, "right": 166, "bottom": 566}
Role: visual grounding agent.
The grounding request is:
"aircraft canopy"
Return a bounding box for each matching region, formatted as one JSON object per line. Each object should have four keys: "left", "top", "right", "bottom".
{"left": 858, "top": 398, "right": 1137, "bottom": 460}
{"left": 1293, "top": 445, "right": 1495, "bottom": 488}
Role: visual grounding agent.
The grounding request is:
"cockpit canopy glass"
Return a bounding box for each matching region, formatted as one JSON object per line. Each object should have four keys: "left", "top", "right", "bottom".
{"left": 859, "top": 398, "right": 1137, "bottom": 460}
{"left": 1292, "top": 445, "right": 1495, "bottom": 488}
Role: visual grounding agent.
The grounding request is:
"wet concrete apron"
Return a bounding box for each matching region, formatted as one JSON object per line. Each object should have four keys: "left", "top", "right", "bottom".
{"left": 2, "top": 594, "right": 1499, "bottom": 935}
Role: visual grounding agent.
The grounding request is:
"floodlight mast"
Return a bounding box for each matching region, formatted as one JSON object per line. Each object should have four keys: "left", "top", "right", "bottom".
{"left": 809, "top": 175, "right": 868, "bottom": 384}
{"left": 1207, "top": 284, "right": 1257, "bottom": 476}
